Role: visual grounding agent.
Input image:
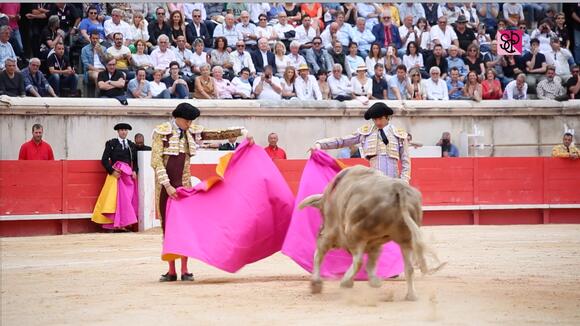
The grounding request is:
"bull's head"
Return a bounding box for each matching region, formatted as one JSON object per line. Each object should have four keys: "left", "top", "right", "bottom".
{"left": 298, "top": 194, "right": 323, "bottom": 210}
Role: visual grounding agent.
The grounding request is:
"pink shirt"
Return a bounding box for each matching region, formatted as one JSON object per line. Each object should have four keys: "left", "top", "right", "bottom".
{"left": 0, "top": 3, "right": 21, "bottom": 30}
{"left": 214, "top": 78, "right": 236, "bottom": 99}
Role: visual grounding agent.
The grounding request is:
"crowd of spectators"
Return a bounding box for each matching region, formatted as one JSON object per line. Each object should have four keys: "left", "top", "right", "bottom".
{"left": 1, "top": 3, "right": 579, "bottom": 101}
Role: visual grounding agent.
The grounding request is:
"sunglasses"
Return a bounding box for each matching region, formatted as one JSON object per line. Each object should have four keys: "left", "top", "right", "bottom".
{"left": 313, "top": 42, "right": 321, "bottom": 45}
{"left": 89, "top": 11, "right": 97, "bottom": 15}
{"left": 259, "top": 18, "right": 267, "bottom": 21}
{"left": 383, "top": 17, "right": 391, "bottom": 20}
{"left": 157, "top": 12, "right": 165, "bottom": 16}
{"left": 237, "top": 45, "right": 245, "bottom": 47}
{"left": 193, "top": 15, "right": 201, "bottom": 18}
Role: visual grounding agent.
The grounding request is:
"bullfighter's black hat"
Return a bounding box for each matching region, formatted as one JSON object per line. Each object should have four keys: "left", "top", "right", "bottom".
{"left": 114, "top": 123, "right": 132, "bottom": 130}
{"left": 172, "top": 103, "right": 200, "bottom": 120}
{"left": 364, "top": 102, "right": 394, "bottom": 120}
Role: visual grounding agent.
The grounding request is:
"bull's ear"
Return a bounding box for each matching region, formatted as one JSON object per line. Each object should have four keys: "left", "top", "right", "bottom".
{"left": 298, "top": 194, "right": 323, "bottom": 210}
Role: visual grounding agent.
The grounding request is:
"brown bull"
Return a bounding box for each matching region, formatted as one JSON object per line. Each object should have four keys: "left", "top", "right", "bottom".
{"left": 299, "top": 165, "right": 445, "bottom": 300}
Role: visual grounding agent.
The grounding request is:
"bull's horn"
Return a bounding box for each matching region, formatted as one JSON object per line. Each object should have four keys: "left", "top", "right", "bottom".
{"left": 298, "top": 194, "right": 323, "bottom": 209}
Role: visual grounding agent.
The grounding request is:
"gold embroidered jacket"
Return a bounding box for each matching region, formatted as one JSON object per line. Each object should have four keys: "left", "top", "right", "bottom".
{"left": 552, "top": 144, "right": 580, "bottom": 158}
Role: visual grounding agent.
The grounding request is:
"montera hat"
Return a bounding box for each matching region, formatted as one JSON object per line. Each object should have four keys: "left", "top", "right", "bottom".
{"left": 172, "top": 103, "right": 200, "bottom": 120}
{"left": 114, "top": 123, "right": 132, "bottom": 130}
{"left": 364, "top": 102, "right": 394, "bottom": 120}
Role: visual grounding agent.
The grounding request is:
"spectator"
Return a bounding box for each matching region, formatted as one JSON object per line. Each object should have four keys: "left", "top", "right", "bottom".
{"left": 280, "top": 66, "right": 297, "bottom": 100}
{"left": 503, "top": 2, "right": 525, "bottom": 27}
{"left": 406, "top": 67, "right": 427, "bottom": 100}
{"left": 320, "top": 22, "right": 338, "bottom": 51}
{"left": 214, "top": 14, "right": 239, "bottom": 49}
{"left": 407, "top": 133, "right": 423, "bottom": 149}
{"left": 47, "top": 42, "right": 78, "bottom": 97}
{"left": 169, "top": 10, "right": 187, "bottom": 47}
{"left": 530, "top": 19, "right": 557, "bottom": 54}
{"left": 185, "top": 9, "right": 211, "bottom": 49}
{"left": 134, "top": 133, "right": 152, "bottom": 151}
{"left": 416, "top": 18, "right": 431, "bottom": 52}
{"left": 81, "top": 31, "right": 107, "bottom": 87}
{"left": 48, "top": 3, "right": 80, "bottom": 36}
{"left": 170, "top": 35, "right": 194, "bottom": 82}
{"left": 283, "top": 3, "right": 302, "bottom": 26}
{"left": 163, "top": 61, "right": 189, "bottom": 99}
{"left": 461, "top": 3, "right": 479, "bottom": 30}
{"left": 328, "top": 40, "right": 350, "bottom": 77}
{"left": 0, "top": 3, "right": 21, "bottom": 56}
{"left": 333, "top": 11, "right": 352, "bottom": 48}
{"left": 437, "top": 3, "right": 461, "bottom": 25}
{"left": 317, "top": 70, "right": 331, "bottom": 100}
{"left": 22, "top": 58, "right": 57, "bottom": 97}
{"left": 446, "top": 45, "right": 468, "bottom": 81}
{"left": 476, "top": 3, "right": 499, "bottom": 36}
{"left": 327, "top": 63, "right": 352, "bottom": 101}
{"left": 305, "top": 37, "right": 332, "bottom": 76}
{"left": 286, "top": 40, "right": 307, "bottom": 72}
{"left": 565, "top": 65, "right": 580, "bottom": 99}
{"left": 212, "top": 66, "right": 236, "bottom": 99}
{"left": 210, "top": 37, "right": 234, "bottom": 79}
{"left": 424, "top": 66, "right": 449, "bottom": 100}
{"left": 227, "top": 3, "right": 248, "bottom": 18}
{"left": 398, "top": 3, "right": 425, "bottom": 26}
{"left": 301, "top": 3, "right": 324, "bottom": 31}
{"left": 345, "top": 42, "right": 365, "bottom": 77}
{"left": 436, "top": 132, "right": 459, "bottom": 157}
{"left": 571, "top": 8, "right": 580, "bottom": 63}
{"left": 149, "top": 69, "right": 170, "bottom": 99}
{"left": 295, "top": 15, "right": 318, "bottom": 48}
{"left": 372, "top": 11, "right": 402, "bottom": 51}
{"left": 248, "top": 3, "right": 270, "bottom": 29}
{"left": 148, "top": 7, "right": 172, "bottom": 47}
{"left": 0, "top": 26, "right": 16, "bottom": 71}
{"left": 350, "top": 17, "right": 375, "bottom": 57}
{"left": 230, "top": 40, "right": 256, "bottom": 77}
{"left": 128, "top": 11, "right": 149, "bottom": 48}
{"left": 127, "top": 68, "right": 152, "bottom": 99}
{"left": 295, "top": 63, "right": 322, "bottom": 100}
{"left": 97, "top": 58, "right": 126, "bottom": 99}
{"left": 476, "top": 22, "right": 492, "bottom": 54}
{"left": 351, "top": 64, "right": 372, "bottom": 103}
{"left": 273, "top": 41, "right": 291, "bottom": 78}
{"left": 536, "top": 66, "right": 566, "bottom": 100}
{"left": 552, "top": 132, "right": 579, "bottom": 159}
{"left": 322, "top": 3, "right": 341, "bottom": 26}
{"left": 402, "top": 42, "right": 424, "bottom": 75}
{"left": 554, "top": 13, "right": 570, "bottom": 50}
{"left": 365, "top": 43, "right": 386, "bottom": 77}
{"left": 399, "top": 15, "right": 419, "bottom": 55}
{"left": 463, "top": 70, "right": 483, "bottom": 102}
{"left": 429, "top": 16, "right": 459, "bottom": 51}
{"left": 546, "top": 37, "right": 573, "bottom": 83}
{"left": 79, "top": 6, "right": 105, "bottom": 45}
{"left": 481, "top": 69, "right": 502, "bottom": 100}
{"left": 264, "top": 132, "right": 287, "bottom": 160}
{"left": 447, "top": 67, "right": 466, "bottom": 100}
{"left": 379, "top": 3, "right": 400, "bottom": 27}
{"left": 483, "top": 40, "right": 507, "bottom": 85}
{"left": 219, "top": 137, "right": 239, "bottom": 151}
{"left": 106, "top": 32, "right": 133, "bottom": 79}
{"left": 252, "top": 38, "right": 276, "bottom": 76}
{"left": 502, "top": 73, "right": 528, "bottom": 100}
{"left": 253, "top": 65, "right": 282, "bottom": 100}
{"left": 387, "top": 64, "right": 408, "bottom": 100}
{"left": 189, "top": 38, "right": 209, "bottom": 77}
{"left": 132, "top": 39, "right": 154, "bottom": 77}
{"left": 0, "top": 58, "right": 25, "bottom": 96}
{"left": 150, "top": 34, "right": 177, "bottom": 72}
{"left": 424, "top": 44, "right": 448, "bottom": 80}
{"left": 255, "top": 14, "right": 278, "bottom": 47}
{"left": 18, "top": 124, "right": 55, "bottom": 160}
{"left": 422, "top": 3, "right": 439, "bottom": 27}
{"left": 236, "top": 11, "right": 257, "bottom": 50}
{"left": 104, "top": 8, "right": 132, "bottom": 46}
{"left": 384, "top": 44, "right": 401, "bottom": 75}
{"left": 522, "top": 38, "right": 548, "bottom": 93}
{"left": 39, "top": 15, "right": 65, "bottom": 60}
{"left": 464, "top": 44, "right": 486, "bottom": 78}
{"left": 519, "top": 21, "right": 532, "bottom": 55}
{"left": 453, "top": 15, "right": 475, "bottom": 54}
{"left": 371, "top": 64, "right": 390, "bottom": 100}
{"left": 193, "top": 63, "right": 216, "bottom": 99}
{"left": 230, "top": 67, "right": 253, "bottom": 99}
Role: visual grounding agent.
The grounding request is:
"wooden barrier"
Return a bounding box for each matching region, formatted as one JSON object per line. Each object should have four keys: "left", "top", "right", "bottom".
{"left": 1, "top": 158, "right": 579, "bottom": 236}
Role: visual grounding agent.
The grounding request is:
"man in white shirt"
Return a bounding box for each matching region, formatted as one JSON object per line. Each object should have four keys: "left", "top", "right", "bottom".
{"left": 545, "top": 37, "right": 573, "bottom": 83}
{"left": 334, "top": 11, "right": 352, "bottom": 48}
{"left": 327, "top": 63, "right": 352, "bottom": 101}
{"left": 294, "top": 64, "right": 322, "bottom": 100}
{"left": 502, "top": 73, "right": 528, "bottom": 100}
{"left": 253, "top": 65, "right": 282, "bottom": 100}
{"left": 213, "top": 14, "right": 240, "bottom": 48}
{"left": 399, "top": 15, "right": 420, "bottom": 50}
{"left": 150, "top": 34, "right": 177, "bottom": 72}
{"left": 104, "top": 8, "right": 133, "bottom": 46}
{"left": 286, "top": 41, "right": 307, "bottom": 69}
{"left": 230, "top": 40, "right": 256, "bottom": 76}
{"left": 106, "top": 32, "right": 133, "bottom": 79}
{"left": 320, "top": 22, "right": 338, "bottom": 51}
{"left": 248, "top": 3, "right": 270, "bottom": 24}
{"left": 398, "top": 3, "right": 426, "bottom": 25}
{"left": 430, "top": 16, "right": 459, "bottom": 51}
{"left": 424, "top": 66, "right": 449, "bottom": 100}
{"left": 172, "top": 35, "right": 194, "bottom": 78}
{"left": 350, "top": 17, "right": 376, "bottom": 57}
{"left": 356, "top": 3, "right": 380, "bottom": 29}
{"left": 295, "top": 15, "right": 318, "bottom": 48}
{"left": 235, "top": 11, "right": 258, "bottom": 49}
{"left": 274, "top": 12, "right": 295, "bottom": 45}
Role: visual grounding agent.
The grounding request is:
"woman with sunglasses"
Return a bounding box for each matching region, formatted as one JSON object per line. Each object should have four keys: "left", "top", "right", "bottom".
{"left": 463, "top": 44, "right": 485, "bottom": 80}
{"left": 351, "top": 64, "right": 372, "bottom": 104}
{"left": 406, "top": 68, "right": 426, "bottom": 100}
{"left": 255, "top": 14, "right": 277, "bottom": 47}
{"left": 79, "top": 6, "right": 105, "bottom": 45}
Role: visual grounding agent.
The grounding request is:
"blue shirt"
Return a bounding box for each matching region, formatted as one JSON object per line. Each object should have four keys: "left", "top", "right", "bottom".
{"left": 447, "top": 56, "right": 468, "bottom": 77}
{"left": 79, "top": 18, "right": 105, "bottom": 39}
{"left": 446, "top": 79, "right": 465, "bottom": 100}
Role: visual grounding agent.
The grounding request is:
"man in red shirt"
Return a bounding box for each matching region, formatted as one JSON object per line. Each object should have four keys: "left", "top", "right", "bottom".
{"left": 264, "top": 132, "right": 287, "bottom": 160}
{"left": 18, "top": 124, "right": 55, "bottom": 160}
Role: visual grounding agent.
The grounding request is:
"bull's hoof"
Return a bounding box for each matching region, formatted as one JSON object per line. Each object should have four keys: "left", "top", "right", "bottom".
{"left": 368, "top": 277, "right": 382, "bottom": 288}
{"left": 405, "top": 292, "right": 418, "bottom": 301}
{"left": 340, "top": 279, "right": 354, "bottom": 288}
{"left": 310, "top": 280, "right": 323, "bottom": 294}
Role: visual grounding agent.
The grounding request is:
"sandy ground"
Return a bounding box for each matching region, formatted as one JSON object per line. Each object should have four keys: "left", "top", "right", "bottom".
{"left": 1, "top": 225, "right": 580, "bottom": 326}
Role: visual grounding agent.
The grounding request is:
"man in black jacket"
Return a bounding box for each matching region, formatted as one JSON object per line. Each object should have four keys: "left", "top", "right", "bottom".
{"left": 101, "top": 123, "right": 138, "bottom": 179}
{"left": 185, "top": 9, "right": 211, "bottom": 49}
{"left": 251, "top": 38, "right": 276, "bottom": 75}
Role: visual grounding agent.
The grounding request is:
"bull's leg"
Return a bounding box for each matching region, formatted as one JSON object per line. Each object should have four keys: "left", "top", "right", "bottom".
{"left": 366, "top": 245, "right": 383, "bottom": 288}
{"left": 401, "top": 244, "right": 417, "bottom": 301}
{"left": 311, "top": 237, "right": 331, "bottom": 294}
{"left": 340, "top": 243, "right": 365, "bottom": 288}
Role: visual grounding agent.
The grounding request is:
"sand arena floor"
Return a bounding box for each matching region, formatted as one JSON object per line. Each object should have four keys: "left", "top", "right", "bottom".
{"left": 1, "top": 225, "right": 580, "bottom": 325}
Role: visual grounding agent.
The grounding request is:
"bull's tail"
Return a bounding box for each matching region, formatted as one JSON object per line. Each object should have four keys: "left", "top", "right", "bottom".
{"left": 397, "top": 189, "right": 446, "bottom": 275}
{"left": 299, "top": 194, "right": 323, "bottom": 210}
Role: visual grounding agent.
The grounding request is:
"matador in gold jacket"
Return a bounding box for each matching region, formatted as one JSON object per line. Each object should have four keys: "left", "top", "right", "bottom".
{"left": 151, "top": 103, "right": 248, "bottom": 282}
{"left": 551, "top": 132, "right": 579, "bottom": 159}
{"left": 314, "top": 103, "right": 411, "bottom": 182}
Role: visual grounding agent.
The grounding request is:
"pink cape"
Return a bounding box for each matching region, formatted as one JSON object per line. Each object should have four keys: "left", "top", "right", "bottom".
{"left": 281, "top": 150, "right": 404, "bottom": 280}
{"left": 162, "top": 141, "right": 295, "bottom": 273}
{"left": 104, "top": 161, "right": 138, "bottom": 229}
